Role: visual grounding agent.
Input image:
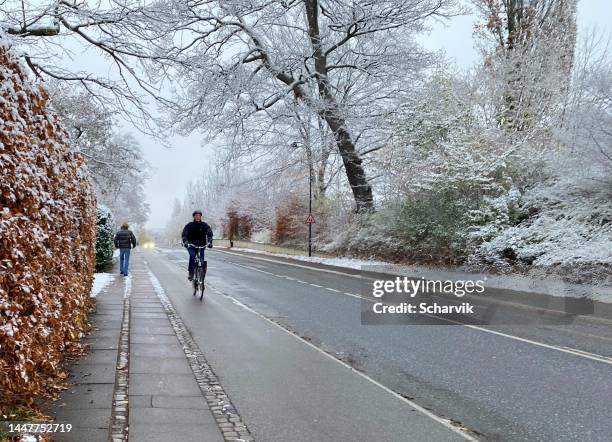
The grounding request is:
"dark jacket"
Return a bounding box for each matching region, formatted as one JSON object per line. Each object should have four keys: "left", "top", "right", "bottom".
{"left": 182, "top": 221, "right": 213, "bottom": 247}
{"left": 114, "top": 229, "right": 137, "bottom": 249}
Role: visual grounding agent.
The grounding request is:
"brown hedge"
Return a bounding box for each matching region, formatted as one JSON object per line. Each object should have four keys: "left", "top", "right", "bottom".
{"left": 0, "top": 41, "right": 96, "bottom": 412}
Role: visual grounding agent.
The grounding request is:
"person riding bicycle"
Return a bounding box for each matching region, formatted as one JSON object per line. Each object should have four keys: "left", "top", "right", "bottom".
{"left": 181, "top": 210, "right": 213, "bottom": 281}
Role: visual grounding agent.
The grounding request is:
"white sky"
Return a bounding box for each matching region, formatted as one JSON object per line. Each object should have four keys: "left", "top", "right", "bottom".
{"left": 118, "top": 1, "right": 610, "bottom": 229}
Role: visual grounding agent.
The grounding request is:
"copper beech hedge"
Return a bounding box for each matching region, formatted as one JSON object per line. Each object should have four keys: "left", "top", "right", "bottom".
{"left": 0, "top": 40, "right": 96, "bottom": 412}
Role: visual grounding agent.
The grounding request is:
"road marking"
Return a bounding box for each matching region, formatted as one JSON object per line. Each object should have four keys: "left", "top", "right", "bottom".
{"left": 208, "top": 285, "right": 479, "bottom": 442}
{"left": 161, "top": 251, "right": 612, "bottom": 437}
{"left": 144, "top": 262, "right": 255, "bottom": 440}
{"left": 218, "top": 249, "right": 369, "bottom": 279}
{"left": 360, "top": 295, "right": 612, "bottom": 365}
{"left": 459, "top": 324, "right": 612, "bottom": 365}
{"left": 541, "top": 325, "right": 612, "bottom": 342}
{"left": 223, "top": 255, "right": 612, "bottom": 366}
{"left": 354, "top": 290, "right": 612, "bottom": 366}
{"left": 231, "top": 260, "right": 346, "bottom": 293}
{"left": 154, "top": 252, "right": 481, "bottom": 439}
{"left": 168, "top": 251, "right": 612, "bottom": 366}
{"left": 216, "top": 248, "right": 612, "bottom": 325}
{"left": 256, "top": 269, "right": 275, "bottom": 275}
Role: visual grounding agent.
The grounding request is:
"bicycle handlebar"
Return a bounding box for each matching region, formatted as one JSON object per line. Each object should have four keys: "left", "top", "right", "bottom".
{"left": 186, "top": 242, "right": 212, "bottom": 249}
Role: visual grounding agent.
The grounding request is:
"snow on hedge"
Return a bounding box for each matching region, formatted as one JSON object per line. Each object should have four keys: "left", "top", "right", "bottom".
{"left": 0, "top": 38, "right": 97, "bottom": 411}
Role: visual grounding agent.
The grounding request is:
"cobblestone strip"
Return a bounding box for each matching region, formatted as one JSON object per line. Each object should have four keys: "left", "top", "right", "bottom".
{"left": 109, "top": 275, "right": 131, "bottom": 442}
{"left": 145, "top": 264, "right": 255, "bottom": 442}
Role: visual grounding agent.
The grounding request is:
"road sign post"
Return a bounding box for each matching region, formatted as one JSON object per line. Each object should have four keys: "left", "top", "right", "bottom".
{"left": 305, "top": 214, "right": 315, "bottom": 256}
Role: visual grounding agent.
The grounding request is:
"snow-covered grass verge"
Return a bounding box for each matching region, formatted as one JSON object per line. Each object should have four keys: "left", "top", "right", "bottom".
{"left": 227, "top": 247, "right": 612, "bottom": 303}
{"left": 91, "top": 273, "right": 116, "bottom": 298}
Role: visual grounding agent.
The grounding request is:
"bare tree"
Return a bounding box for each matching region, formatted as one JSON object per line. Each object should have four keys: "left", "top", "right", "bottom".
{"left": 557, "top": 29, "right": 612, "bottom": 189}
{"left": 48, "top": 83, "right": 151, "bottom": 223}
{"left": 474, "top": 0, "right": 578, "bottom": 131}
{"left": 144, "top": 0, "right": 460, "bottom": 211}
{"left": 2, "top": 0, "right": 462, "bottom": 211}
{"left": 1, "top": 0, "right": 171, "bottom": 129}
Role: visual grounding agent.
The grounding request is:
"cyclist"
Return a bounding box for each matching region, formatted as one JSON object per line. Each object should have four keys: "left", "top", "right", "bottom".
{"left": 181, "top": 210, "right": 213, "bottom": 281}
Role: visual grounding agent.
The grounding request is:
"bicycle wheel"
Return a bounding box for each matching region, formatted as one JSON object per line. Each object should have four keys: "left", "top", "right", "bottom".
{"left": 198, "top": 268, "right": 205, "bottom": 301}
{"left": 192, "top": 268, "right": 199, "bottom": 296}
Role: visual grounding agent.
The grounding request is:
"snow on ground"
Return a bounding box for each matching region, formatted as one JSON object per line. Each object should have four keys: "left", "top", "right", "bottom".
{"left": 91, "top": 273, "right": 116, "bottom": 298}
{"left": 226, "top": 247, "right": 612, "bottom": 303}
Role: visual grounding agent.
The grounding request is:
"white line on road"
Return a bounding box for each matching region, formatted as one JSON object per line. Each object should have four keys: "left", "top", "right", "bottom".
{"left": 218, "top": 249, "right": 612, "bottom": 322}
{"left": 218, "top": 249, "right": 368, "bottom": 279}
{"left": 460, "top": 325, "right": 612, "bottom": 365}
{"left": 223, "top": 254, "right": 612, "bottom": 366}
{"left": 208, "top": 285, "right": 479, "bottom": 442}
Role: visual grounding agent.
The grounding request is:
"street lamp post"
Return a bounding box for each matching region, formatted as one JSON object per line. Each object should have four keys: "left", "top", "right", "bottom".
{"left": 293, "top": 132, "right": 314, "bottom": 257}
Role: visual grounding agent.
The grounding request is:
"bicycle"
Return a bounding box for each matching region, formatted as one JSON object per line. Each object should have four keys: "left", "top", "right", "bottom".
{"left": 187, "top": 243, "right": 208, "bottom": 301}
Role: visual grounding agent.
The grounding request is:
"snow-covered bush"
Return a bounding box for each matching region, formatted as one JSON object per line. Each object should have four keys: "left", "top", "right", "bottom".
{"left": 324, "top": 210, "right": 408, "bottom": 262}
{"left": 469, "top": 177, "right": 612, "bottom": 283}
{"left": 465, "top": 30, "right": 612, "bottom": 283}
{"left": 96, "top": 205, "right": 115, "bottom": 270}
{"left": 376, "top": 69, "right": 546, "bottom": 264}
{"left": 0, "top": 39, "right": 96, "bottom": 412}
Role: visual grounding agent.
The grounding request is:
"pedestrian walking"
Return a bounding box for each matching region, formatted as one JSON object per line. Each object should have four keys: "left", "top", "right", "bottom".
{"left": 114, "top": 222, "right": 137, "bottom": 276}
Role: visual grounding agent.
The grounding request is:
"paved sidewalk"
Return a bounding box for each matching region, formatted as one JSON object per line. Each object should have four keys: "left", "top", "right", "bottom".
{"left": 46, "top": 253, "right": 225, "bottom": 442}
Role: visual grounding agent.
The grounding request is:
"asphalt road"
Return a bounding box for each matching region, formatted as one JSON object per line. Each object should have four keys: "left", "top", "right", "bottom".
{"left": 143, "top": 248, "right": 612, "bottom": 442}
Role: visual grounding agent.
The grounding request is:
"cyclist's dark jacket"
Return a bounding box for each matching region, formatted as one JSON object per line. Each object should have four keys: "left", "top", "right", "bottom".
{"left": 182, "top": 221, "right": 213, "bottom": 247}
{"left": 114, "top": 229, "right": 137, "bottom": 249}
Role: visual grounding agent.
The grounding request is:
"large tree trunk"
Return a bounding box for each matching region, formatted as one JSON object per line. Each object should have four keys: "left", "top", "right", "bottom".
{"left": 246, "top": 0, "right": 375, "bottom": 211}
{"left": 320, "top": 112, "right": 373, "bottom": 211}
{"left": 316, "top": 131, "right": 331, "bottom": 198}
{"left": 305, "top": 0, "right": 374, "bottom": 212}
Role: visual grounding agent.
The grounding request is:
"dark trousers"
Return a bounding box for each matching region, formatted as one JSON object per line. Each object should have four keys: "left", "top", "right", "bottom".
{"left": 187, "top": 246, "right": 206, "bottom": 275}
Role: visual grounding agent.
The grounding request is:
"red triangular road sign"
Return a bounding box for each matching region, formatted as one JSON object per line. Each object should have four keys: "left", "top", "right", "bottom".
{"left": 305, "top": 214, "right": 316, "bottom": 224}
